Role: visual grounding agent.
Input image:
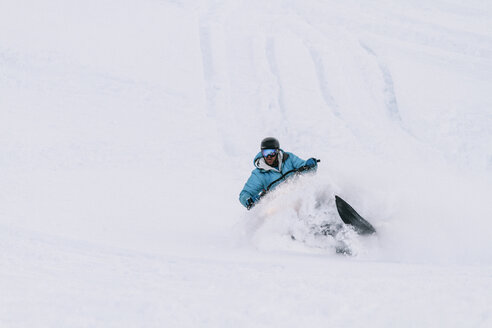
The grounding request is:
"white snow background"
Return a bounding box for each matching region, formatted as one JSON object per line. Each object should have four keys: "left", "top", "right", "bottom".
{"left": 1, "top": 0, "right": 492, "bottom": 327}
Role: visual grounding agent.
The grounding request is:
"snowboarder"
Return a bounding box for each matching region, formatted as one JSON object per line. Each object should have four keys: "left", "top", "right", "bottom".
{"left": 239, "top": 137, "right": 318, "bottom": 209}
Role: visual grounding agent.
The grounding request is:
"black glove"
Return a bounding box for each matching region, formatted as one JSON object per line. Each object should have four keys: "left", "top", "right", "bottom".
{"left": 246, "top": 198, "right": 254, "bottom": 210}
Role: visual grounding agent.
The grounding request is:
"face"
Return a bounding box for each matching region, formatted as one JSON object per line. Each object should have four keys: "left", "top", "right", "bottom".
{"left": 262, "top": 149, "right": 278, "bottom": 166}
{"left": 265, "top": 154, "right": 277, "bottom": 166}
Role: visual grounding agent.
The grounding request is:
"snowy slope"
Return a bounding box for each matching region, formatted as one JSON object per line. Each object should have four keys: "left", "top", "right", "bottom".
{"left": 1, "top": 0, "right": 492, "bottom": 327}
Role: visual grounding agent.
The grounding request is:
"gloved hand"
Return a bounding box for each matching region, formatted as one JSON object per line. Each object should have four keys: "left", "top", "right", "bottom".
{"left": 305, "top": 158, "right": 318, "bottom": 168}
{"left": 246, "top": 197, "right": 255, "bottom": 210}
{"left": 245, "top": 191, "right": 263, "bottom": 210}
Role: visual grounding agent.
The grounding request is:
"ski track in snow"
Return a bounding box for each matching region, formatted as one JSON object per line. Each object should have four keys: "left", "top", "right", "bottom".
{"left": 307, "top": 46, "right": 341, "bottom": 118}
{"left": 198, "top": 22, "right": 216, "bottom": 119}
{"left": 1, "top": 0, "right": 492, "bottom": 326}
{"left": 265, "top": 37, "right": 288, "bottom": 119}
{"left": 359, "top": 41, "right": 402, "bottom": 123}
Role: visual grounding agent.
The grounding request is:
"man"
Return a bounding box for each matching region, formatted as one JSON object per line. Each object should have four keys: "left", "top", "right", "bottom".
{"left": 239, "top": 137, "right": 318, "bottom": 209}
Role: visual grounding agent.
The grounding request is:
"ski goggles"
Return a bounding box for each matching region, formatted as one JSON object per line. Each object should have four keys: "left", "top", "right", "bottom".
{"left": 262, "top": 149, "right": 278, "bottom": 158}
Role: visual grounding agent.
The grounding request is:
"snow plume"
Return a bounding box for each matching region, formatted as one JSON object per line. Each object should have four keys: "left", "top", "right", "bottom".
{"left": 241, "top": 173, "right": 378, "bottom": 257}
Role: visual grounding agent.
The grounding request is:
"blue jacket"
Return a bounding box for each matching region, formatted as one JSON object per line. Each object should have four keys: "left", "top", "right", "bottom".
{"left": 239, "top": 150, "right": 312, "bottom": 208}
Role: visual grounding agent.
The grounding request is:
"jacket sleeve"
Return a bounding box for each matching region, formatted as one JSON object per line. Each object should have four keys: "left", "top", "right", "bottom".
{"left": 239, "top": 171, "right": 265, "bottom": 208}
{"left": 286, "top": 152, "right": 308, "bottom": 169}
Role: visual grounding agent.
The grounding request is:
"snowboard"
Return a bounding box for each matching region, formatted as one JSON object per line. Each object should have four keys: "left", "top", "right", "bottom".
{"left": 335, "top": 195, "right": 376, "bottom": 235}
